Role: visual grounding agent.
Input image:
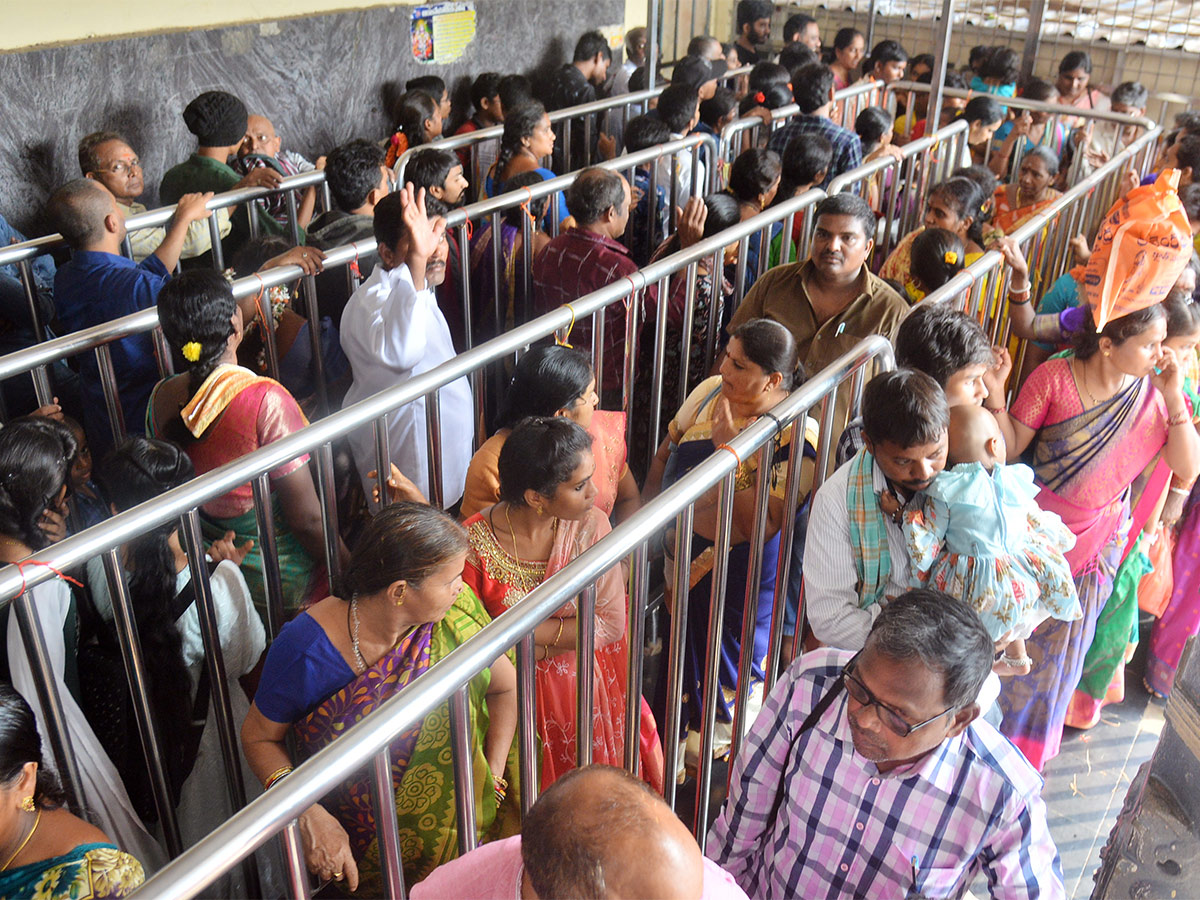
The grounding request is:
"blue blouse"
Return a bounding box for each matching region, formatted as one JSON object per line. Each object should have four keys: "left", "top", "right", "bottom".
{"left": 254, "top": 612, "right": 355, "bottom": 723}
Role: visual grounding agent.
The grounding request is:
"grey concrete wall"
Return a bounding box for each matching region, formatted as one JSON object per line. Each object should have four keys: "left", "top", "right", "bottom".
{"left": 0, "top": 1, "right": 624, "bottom": 234}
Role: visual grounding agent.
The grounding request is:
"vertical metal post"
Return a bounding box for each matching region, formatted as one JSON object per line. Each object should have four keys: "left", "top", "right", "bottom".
{"left": 95, "top": 344, "right": 127, "bottom": 447}
{"left": 925, "top": 0, "right": 957, "bottom": 146}
{"left": 575, "top": 583, "right": 597, "bottom": 768}
{"left": 285, "top": 189, "right": 304, "bottom": 247}
{"left": 647, "top": 0, "right": 660, "bottom": 92}
{"left": 281, "top": 820, "right": 313, "bottom": 899}
{"left": 448, "top": 686, "right": 478, "bottom": 854}
{"left": 151, "top": 328, "right": 176, "bottom": 379}
{"left": 298, "top": 275, "right": 329, "bottom": 416}
{"left": 661, "top": 506, "right": 694, "bottom": 810}
{"left": 516, "top": 634, "right": 539, "bottom": 813}
{"left": 624, "top": 543, "right": 650, "bottom": 776}
{"left": 251, "top": 474, "right": 288, "bottom": 637}
{"left": 1020, "top": 0, "right": 1047, "bottom": 84}
{"left": 371, "top": 749, "right": 408, "bottom": 899}
{"left": 313, "top": 442, "right": 343, "bottom": 591}
{"left": 100, "top": 549, "right": 184, "bottom": 856}
{"left": 372, "top": 418, "right": 393, "bottom": 512}
{"left": 425, "top": 391, "right": 445, "bottom": 510}
{"left": 208, "top": 214, "right": 225, "bottom": 271}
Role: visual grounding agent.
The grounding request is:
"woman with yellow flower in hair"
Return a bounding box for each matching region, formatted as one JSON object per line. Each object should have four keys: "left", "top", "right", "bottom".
{"left": 0, "top": 683, "right": 144, "bottom": 899}
{"left": 149, "top": 270, "right": 350, "bottom": 618}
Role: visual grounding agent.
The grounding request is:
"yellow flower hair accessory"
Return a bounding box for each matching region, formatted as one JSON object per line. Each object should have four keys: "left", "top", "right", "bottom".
{"left": 181, "top": 341, "right": 202, "bottom": 362}
{"left": 944, "top": 250, "right": 959, "bottom": 265}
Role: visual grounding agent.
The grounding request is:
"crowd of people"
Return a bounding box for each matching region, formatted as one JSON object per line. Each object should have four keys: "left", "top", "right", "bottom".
{"left": 0, "top": 1, "right": 1198, "bottom": 897}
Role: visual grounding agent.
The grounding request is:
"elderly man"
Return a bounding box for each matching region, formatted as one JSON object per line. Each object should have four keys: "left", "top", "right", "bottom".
{"left": 46, "top": 179, "right": 212, "bottom": 453}
{"left": 709, "top": 589, "right": 1063, "bottom": 898}
{"left": 532, "top": 167, "right": 636, "bottom": 397}
{"left": 78, "top": 130, "right": 231, "bottom": 263}
{"left": 412, "top": 765, "right": 748, "bottom": 899}
{"left": 236, "top": 113, "right": 323, "bottom": 230}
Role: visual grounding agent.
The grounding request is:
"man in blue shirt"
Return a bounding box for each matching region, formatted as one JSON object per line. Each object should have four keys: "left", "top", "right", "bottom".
{"left": 47, "top": 178, "right": 212, "bottom": 454}
{"left": 766, "top": 62, "right": 863, "bottom": 189}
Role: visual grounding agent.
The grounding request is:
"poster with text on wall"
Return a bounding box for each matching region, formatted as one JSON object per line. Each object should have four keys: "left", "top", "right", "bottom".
{"left": 411, "top": 2, "right": 476, "bottom": 64}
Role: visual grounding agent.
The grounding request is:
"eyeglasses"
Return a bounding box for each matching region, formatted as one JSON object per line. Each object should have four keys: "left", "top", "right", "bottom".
{"left": 95, "top": 159, "right": 141, "bottom": 176}
{"left": 841, "top": 655, "right": 955, "bottom": 738}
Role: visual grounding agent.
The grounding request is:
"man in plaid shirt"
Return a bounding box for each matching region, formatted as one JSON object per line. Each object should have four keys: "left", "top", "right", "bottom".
{"left": 709, "top": 590, "right": 1063, "bottom": 899}
{"left": 766, "top": 62, "right": 863, "bottom": 190}
{"left": 533, "top": 167, "right": 639, "bottom": 397}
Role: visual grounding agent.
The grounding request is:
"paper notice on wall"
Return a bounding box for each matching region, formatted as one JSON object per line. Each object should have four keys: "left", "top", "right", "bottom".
{"left": 411, "top": 1, "right": 476, "bottom": 64}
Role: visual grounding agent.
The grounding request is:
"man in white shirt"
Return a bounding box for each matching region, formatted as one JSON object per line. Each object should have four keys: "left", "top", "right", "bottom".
{"left": 340, "top": 186, "right": 472, "bottom": 507}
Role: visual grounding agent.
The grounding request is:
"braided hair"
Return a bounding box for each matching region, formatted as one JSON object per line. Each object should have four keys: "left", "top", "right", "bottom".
{"left": 495, "top": 102, "right": 548, "bottom": 180}
{"left": 156, "top": 269, "right": 239, "bottom": 404}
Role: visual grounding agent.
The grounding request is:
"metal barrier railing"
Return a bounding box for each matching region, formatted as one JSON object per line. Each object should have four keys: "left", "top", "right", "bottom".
{"left": 127, "top": 334, "right": 893, "bottom": 899}
{"left": 0, "top": 189, "right": 829, "bottom": 863}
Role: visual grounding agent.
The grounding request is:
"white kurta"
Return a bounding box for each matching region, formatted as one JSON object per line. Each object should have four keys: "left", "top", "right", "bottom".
{"left": 340, "top": 262, "right": 473, "bottom": 505}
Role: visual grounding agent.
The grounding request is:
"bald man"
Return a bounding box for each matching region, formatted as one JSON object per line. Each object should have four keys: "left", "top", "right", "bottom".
{"left": 410, "top": 765, "right": 748, "bottom": 899}
{"left": 48, "top": 178, "right": 211, "bottom": 452}
{"left": 237, "top": 114, "right": 322, "bottom": 230}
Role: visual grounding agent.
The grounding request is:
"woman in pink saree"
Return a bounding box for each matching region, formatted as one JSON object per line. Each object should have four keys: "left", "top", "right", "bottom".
{"left": 992, "top": 303, "right": 1200, "bottom": 770}
{"left": 463, "top": 417, "right": 664, "bottom": 791}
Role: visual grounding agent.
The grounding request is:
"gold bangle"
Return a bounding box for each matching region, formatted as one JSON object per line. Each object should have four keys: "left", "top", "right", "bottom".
{"left": 552, "top": 618, "right": 565, "bottom": 646}
{"left": 264, "top": 765, "right": 294, "bottom": 789}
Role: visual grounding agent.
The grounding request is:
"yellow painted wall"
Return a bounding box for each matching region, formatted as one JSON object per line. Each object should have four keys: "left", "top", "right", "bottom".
{"left": 625, "top": 0, "right": 647, "bottom": 28}
{"left": 0, "top": 0, "right": 413, "bottom": 53}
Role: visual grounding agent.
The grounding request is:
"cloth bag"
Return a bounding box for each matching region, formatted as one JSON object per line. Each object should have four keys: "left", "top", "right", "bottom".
{"left": 1137, "top": 524, "right": 1175, "bottom": 617}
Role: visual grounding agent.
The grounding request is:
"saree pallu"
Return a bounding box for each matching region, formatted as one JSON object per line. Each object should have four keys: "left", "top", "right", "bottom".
{"left": 1147, "top": 482, "right": 1200, "bottom": 696}
{"left": 0, "top": 843, "right": 144, "bottom": 899}
{"left": 293, "top": 589, "right": 518, "bottom": 893}
{"left": 990, "top": 186, "right": 1062, "bottom": 236}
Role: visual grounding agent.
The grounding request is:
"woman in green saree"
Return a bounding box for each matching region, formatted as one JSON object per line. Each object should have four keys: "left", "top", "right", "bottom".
{"left": 241, "top": 502, "right": 519, "bottom": 893}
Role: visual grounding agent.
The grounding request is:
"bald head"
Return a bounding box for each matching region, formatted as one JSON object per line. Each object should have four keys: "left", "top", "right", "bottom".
{"left": 45, "top": 178, "right": 122, "bottom": 251}
{"left": 522, "top": 765, "right": 705, "bottom": 899}
{"left": 241, "top": 114, "right": 283, "bottom": 159}
{"left": 947, "top": 403, "right": 1005, "bottom": 469}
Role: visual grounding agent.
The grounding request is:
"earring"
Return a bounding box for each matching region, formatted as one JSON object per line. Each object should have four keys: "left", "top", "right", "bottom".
{"left": 395, "top": 586, "right": 407, "bottom": 609}
{"left": 20, "top": 797, "right": 35, "bottom": 812}
{"left": 535, "top": 505, "right": 544, "bottom": 516}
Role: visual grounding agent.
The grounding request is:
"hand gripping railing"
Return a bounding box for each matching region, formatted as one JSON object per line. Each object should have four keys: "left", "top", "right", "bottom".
{"left": 826, "top": 119, "right": 969, "bottom": 268}
{"left": 125, "top": 334, "right": 893, "bottom": 899}
{"left": 920, "top": 126, "right": 1162, "bottom": 390}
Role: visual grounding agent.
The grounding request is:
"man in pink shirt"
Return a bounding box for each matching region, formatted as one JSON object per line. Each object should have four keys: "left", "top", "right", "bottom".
{"left": 411, "top": 765, "right": 747, "bottom": 899}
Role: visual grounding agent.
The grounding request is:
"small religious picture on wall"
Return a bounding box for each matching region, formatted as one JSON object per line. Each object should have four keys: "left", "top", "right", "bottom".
{"left": 411, "top": 2, "right": 477, "bottom": 64}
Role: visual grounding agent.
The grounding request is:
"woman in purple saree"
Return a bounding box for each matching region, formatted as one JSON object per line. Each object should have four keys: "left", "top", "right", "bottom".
{"left": 992, "top": 304, "right": 1199, "bottom": 770}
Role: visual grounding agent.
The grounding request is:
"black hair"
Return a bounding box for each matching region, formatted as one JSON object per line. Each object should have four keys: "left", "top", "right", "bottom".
{"left": 0, "top": 683, "right": 68, "bottom": 809}
{"left": 980, "top": 47, "right": 1019, "bottom": 84}
{"left": 1074, "top": 304, "right": 1166, "bottom": 360}
{"left": 950, "top": 164, "right": 1000, "bottom": 199}
{"left": 815, "top": 192, "right": 875, "bottom": 242}
{"left": 728, "top": 148, "right": 781, "bottom": 205}
{"left": 861, "top": 368, "right": 949, "bottom": 447}
{"left": 783, "top": 13, "right": 816, "bottom": 43}
{"left": 1022, "top": 78, "right": 1057, "bottom": 103}
{"left": 1110, "top": 81, "right": 1149, "bottom": 110}
{"left": 931, "top": 176, "right": 986, "bottom": 245}
{"left": 1173, "top": 134, "right": 1200, "bottom": 174}
{"left": 498, "top": 417, "right": 593, "bottom": 505}
{"left": 748, "top": 62, "right": 790, "bottom": 94}
{"left": 775, "top": 134, "right": 832, "bottom": 202}
{"left": 1164, "top": 289, "right": 1200, "bottom": 337}
{"left": 737, "top": 0, "right": 773, "bottom": 30}
{"left": 895, "top": 302, "right": 994, "bottom": 386}
{"left": 656, "top": 83, "right": 700, "bottom": 133}
{"left": 908, "top": 227, "right": 966, "bottom": 295}
{"left": 1180, "top": 183, "right": 1200, "bottom": 226}
{"left": 657, "top": 192, "right": 742, "bottom": 258}
{"left": 574, "top": 31, "right": 612, "bottom": 64}
{"left": 910, "top": 53, "right": 935, "bottom": 72}
{"left": 731, "top": 318, "right": 802, "bottom": 390}
{"left": 373, "top": 190, "right": 419, "bottom": 253}
{"left": 45, "top": 179, "right": 111, "bottom": 249}
{"left": 324, "top": 138, "right": 386, "bottom": 212}
{"left": 699, "top": 88, "right": 738, "bottom": 129}
{"left": 1021, "top": 146, "right": 1060, "bottom": 178}
{"left": 566, "top": 168, "right": 626, "bottom": 226}
{"left": 855, "top": 106, "right": 893, "bottom": 154}
{"left": 230, "top": 236, "right": 292, "bottom": 278}
{"left": 943, "top": 71, "right": 968, "bottom": 92}
{"left": 629, "top": 66, "right": 649, "bottom": 93}
{"left": 343, "top": 501, "right": 467, "bottom": 596}
{"left": 155, "top": 269, "right": 238, "bottom": 397}
{"left": 498, "top": 74, "right": 534, "bottom": 111}
{"left": 866, "top": 588, "right": 994, "bottom": 710}
{"left": 968, "top": 46, "right": 993, "bottom": 70}
{"left": 97, "top": 436, "right": 197, "bottom": 791}
{"left": 498, "top": 346, "right": 594, "bottom": 428}
{"left": 407, "top": 148, "right": 461, "bottom": 195}
{"left": 406, "top": 75, "right": 446, "bottom": 99}
{"left": 791, "top": 63, "right": 835, "bottom": 114}
{"left": 961, "top": 95, "right": 1004, "bottom": 127}
{"left": 1058, "top": 50, "right": 1092, "bottom": 75}
{"left": 740, "top": 83, "right": 792, "bottom": 115}
{"left": 833, "top": 27, "right": 863, "bottom": 53}
{"left": 867, "top": 39, "right": 907, "bottom": 73}
{"left": 0, "top": 417, "right": 76, "bottom": 552}
{"left": 779, "top": 42, "right": 818, "bottom": 74}
{"left": 470, "top": 72, "right": 503, "bottom": 111}
{"left": 495, "top": 102, "right": 547, "bottom": 177}
{"left": 393, "top": 90, "right": 439, "bottom": 147}
{"left": 78, "top": 130, "right": 129, "bottom": 177}
{"left": 499, "top": 170, "right": 550, "bottom": 226}
{"left": 672, "top": 56, "right": 718, "bottom": 95}
{"left": 623, "top": 114, "right": 672, "bottom": 153}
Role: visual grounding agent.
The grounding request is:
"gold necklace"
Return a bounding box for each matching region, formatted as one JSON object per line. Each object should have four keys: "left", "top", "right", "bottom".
{"left": 1075, "top": 358, "right": 1125, "bottom": 407}
{"left": 503, "top": 504, "right": 526, "bottom": 564}
{"left": 2, "top": 809, "right": 41, "bottom": 871}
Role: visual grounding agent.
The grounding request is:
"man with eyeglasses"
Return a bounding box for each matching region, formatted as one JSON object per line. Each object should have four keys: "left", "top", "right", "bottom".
{"left": 78, "top": 130, "right": 232, "bottom": 264}
{"left": 709, "top": 589, "right": 1063, "bottom": 899}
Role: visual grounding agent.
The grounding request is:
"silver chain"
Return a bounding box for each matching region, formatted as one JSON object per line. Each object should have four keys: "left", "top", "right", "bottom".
{"left": 350, "top": 597, "right": 367, "bottom": 673}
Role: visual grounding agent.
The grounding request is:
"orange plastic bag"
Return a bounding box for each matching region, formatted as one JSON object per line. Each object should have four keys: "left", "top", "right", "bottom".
{"left": 1137, "top": 524, "right": 1175, "bottom": 618}
{"left": 1079, "top": 170, "right": 1192, "bottom": 329}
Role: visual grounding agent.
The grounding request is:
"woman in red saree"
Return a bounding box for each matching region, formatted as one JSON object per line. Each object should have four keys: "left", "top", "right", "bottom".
{"left": 992, "top": 304, "right": 1200, "bottom": 770}
{"left": 463, "top": 417, "right": 665, "bottom": 792}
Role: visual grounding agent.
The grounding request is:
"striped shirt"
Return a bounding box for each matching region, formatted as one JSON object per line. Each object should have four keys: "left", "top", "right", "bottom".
{"left": 766, "top": 115, "right": 863, "bottom": 190}
{"left": 708, "top": 649, "right": 1063, "bottom": 899}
